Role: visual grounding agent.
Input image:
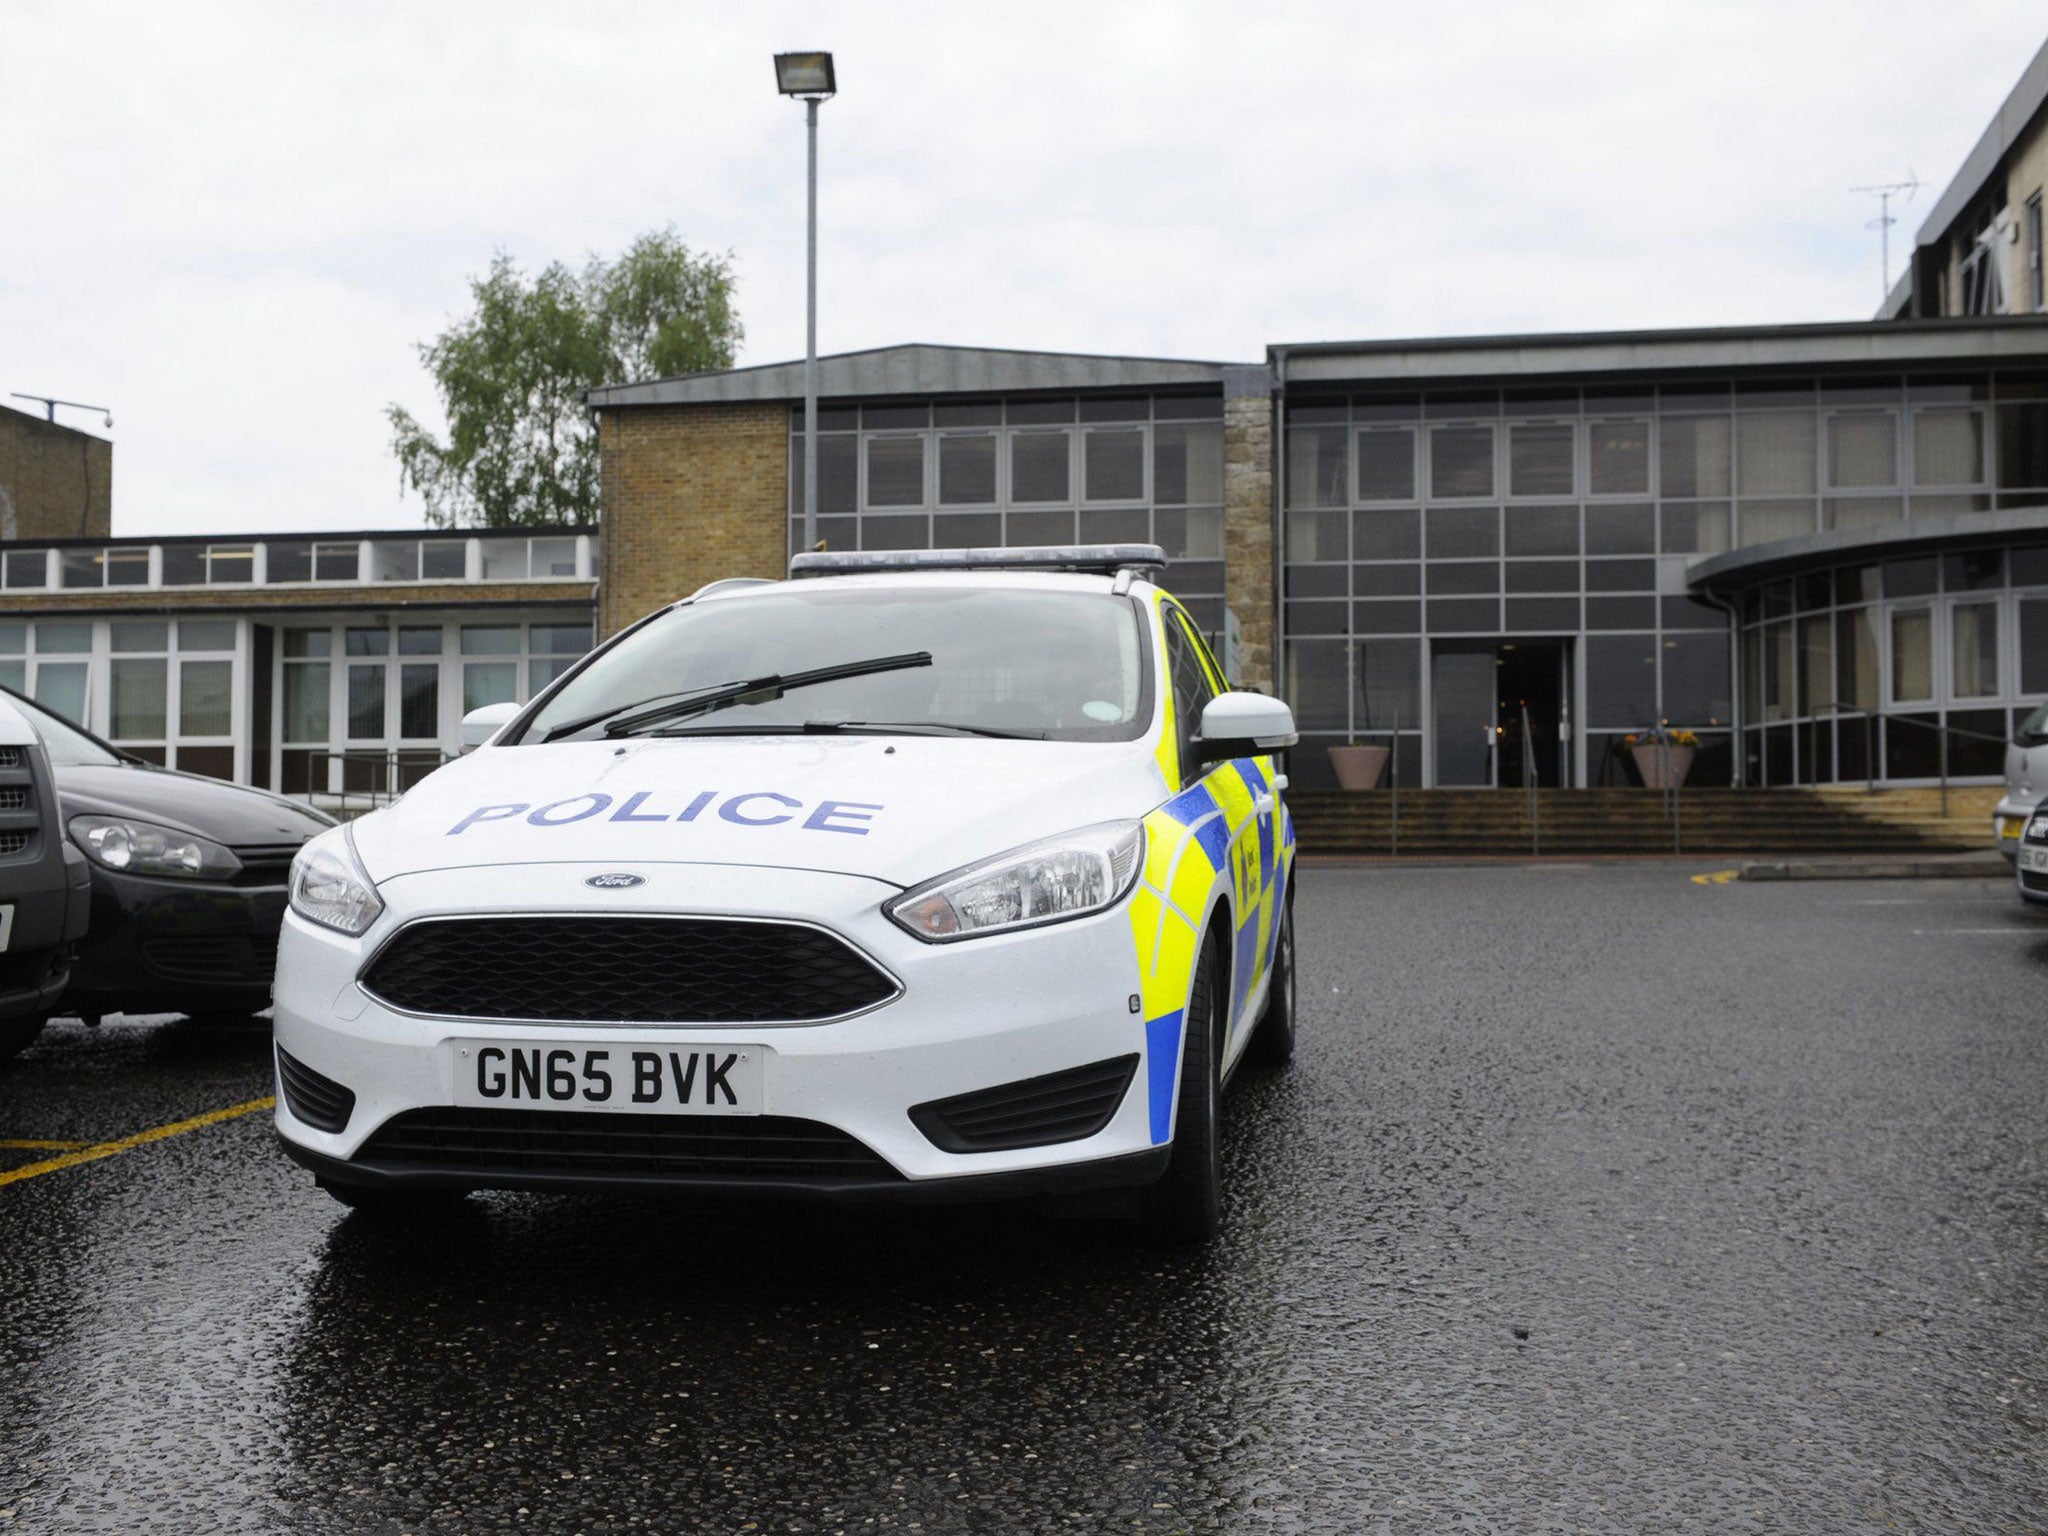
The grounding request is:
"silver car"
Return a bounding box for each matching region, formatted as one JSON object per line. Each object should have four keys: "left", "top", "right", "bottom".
{"left": 1996, "top": 702, "right": 2048, "bottom": 862}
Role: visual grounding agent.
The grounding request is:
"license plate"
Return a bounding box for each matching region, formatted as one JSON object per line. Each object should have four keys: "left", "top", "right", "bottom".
{"left": 1999, "top": 816, "right": 2026, "bottom": 841}
{"left": 2022, "top": 847, "right": 2048, "bottom": 873}
{"left": 0, "top": 904, "right": 12, "bottom": 952}
{"left": 450, "top": 1040, "right": 763, "bottom": 1115}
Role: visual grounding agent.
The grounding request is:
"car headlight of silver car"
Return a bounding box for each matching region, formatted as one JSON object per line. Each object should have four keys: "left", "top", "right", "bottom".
{"left": 288, "top": 827, "right": 385, "bottom": 936}
{"left": 887, "top": 820, "right": 1145, "bottom": 942}
{"left": 68, "top": 814, "right": 243, "bottom": 880}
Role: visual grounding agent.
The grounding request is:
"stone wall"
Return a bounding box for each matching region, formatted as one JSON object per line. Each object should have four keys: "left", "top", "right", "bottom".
{"left": 0, "top": 408, "right": 112, "bottom": 541}
{"left": 596, "top": 402, "right": 789, "bottom": 637}
{"left": 1222, "top": 374, "right": 1275, "bottom": 692}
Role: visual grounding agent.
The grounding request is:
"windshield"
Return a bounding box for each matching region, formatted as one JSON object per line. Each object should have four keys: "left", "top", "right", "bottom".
{"left": 2, "top": 689, "right": 125, "bottom": 767}
{"left": 524, "top": 586, "right": 1150, "bottom": 745}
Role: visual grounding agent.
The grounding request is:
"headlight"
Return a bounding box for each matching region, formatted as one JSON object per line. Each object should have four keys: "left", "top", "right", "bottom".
{"left": 69, "top": 815, "right": 242, "bottom": 880}
{"left": 887, "top": 820, "right": 1144, "bottom": 942}
{"left": 288, "top": 827, "right": 385, "bottom": 936}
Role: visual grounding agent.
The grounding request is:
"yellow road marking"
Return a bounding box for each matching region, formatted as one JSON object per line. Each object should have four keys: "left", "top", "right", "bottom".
{"left": 0, "top": 1138, "right": 92, "bottom": 1151}
{"left": 1691, "top": 869, "right": 1741, "bottom": 885}
{"left": 0, "top": 1096, "right": 274, "bottom": 1188}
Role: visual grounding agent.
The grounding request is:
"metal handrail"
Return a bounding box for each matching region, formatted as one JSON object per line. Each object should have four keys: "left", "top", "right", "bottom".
{"left": 1812, "top": 702, "right": 2010, "bottom": 817}
{"left": 1521, "top": 702, "right": 1539, "bottom": 855}
{"left": 304, "top": 747, "right": 451, "bottom": 818}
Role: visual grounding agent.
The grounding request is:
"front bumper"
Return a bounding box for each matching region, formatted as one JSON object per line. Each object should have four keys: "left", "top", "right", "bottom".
{"left": 272, "top": 862, "right": 1182, "bottom": 1198}
{"left": 67, "top": 870, "right": 286, "bottom": 1016}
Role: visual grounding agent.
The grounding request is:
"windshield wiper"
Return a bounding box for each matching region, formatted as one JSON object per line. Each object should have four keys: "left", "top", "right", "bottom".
{"left": 540, "top": 652, "right": 933, "bottom": 742}
{"left": 793, "top": 720, "right": 1048, "bottom": 741}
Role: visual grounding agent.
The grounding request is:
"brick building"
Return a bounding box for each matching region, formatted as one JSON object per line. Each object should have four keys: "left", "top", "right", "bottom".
{"left": 0, "top": 403, "right": 112, "bottom": 542}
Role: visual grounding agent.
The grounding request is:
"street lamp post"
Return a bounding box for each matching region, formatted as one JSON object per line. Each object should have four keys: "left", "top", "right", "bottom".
{"left": 774, "top": 51, "right": 837, "bottom": 556}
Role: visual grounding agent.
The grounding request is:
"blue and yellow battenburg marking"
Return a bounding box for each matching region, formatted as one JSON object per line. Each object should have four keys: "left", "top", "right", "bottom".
{"left": 1126, "top": 757, "right": 1294, "bottom": 1144}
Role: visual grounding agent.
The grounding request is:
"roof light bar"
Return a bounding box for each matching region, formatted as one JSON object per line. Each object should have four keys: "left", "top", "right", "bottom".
{"left": 789, "top": 545, "right": 1168, "bottom": 580}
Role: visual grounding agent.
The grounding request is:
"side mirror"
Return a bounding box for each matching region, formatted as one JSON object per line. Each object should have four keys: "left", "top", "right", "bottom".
{"left": 460, "top": 701, "right": 522, "bottom": 750}
{"left": 1194, "top": 691, "right": 1298, "bottom": 762}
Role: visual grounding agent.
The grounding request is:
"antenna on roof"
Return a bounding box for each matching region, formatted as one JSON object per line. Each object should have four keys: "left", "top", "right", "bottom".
{"left": 1852, "top": 173, "right": 1920, "bottom": 307}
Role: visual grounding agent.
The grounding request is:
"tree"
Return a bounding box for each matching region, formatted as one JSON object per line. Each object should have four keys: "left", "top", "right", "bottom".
{"left": 388, "top": 229, "right": 742, "bottom": 528}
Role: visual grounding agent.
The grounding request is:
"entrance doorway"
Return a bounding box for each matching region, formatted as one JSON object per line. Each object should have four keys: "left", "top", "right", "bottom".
{"left": 1430, "top": 639, "right": 1573, "bottom": 787}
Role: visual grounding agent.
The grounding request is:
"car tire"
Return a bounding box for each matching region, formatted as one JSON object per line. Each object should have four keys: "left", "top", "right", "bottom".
{"left": 0, "top": 1013, "right": 48, "bottom": 1066}
{"left": 1244, "top": 899, "right": 1296, "bottom": 1069}
{"left": 1140, "top": 934, "right": 1224, "bottom": 1244}
{"left": 318, "top": 1178, "right": 471, "bottom": 1219}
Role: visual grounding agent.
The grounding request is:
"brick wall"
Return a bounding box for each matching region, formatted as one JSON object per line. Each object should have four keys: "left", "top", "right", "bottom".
{"left": 597, "top": 402, "right": 789, "bottom": 637}
{"left": 0, "top": 408, "right": 112, "bottom": 541}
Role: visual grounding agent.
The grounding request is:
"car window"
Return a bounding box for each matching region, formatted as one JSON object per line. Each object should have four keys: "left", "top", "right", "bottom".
{"left": 1, "top": 688, "right": 124, "bottom": 767}
{"left": 525, "top": 586, "right": 1151, "bottom": 744}
{"left": 1162, "top": 605, "right": 1219, "bottom": 782}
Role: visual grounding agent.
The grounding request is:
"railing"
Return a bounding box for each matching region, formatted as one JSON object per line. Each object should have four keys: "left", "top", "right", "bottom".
{"left": 1521, "top": 702, "right": 1540, "bottom": 855}
{"left": 1813, "top": 704, "right": 2009, "bottom": 817}
{"left": 300, "top": 748, "right": 453, "bottom": 818}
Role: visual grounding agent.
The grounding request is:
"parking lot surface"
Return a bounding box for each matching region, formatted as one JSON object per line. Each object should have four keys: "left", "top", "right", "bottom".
{"left": 2, "top": 864, "right": 2045, "bottom": 1533}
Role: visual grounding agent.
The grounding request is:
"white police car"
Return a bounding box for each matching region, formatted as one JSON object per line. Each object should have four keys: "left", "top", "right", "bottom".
{"left": 273, "top": 546, "right": 1298, "bottom": 1241}
{"left": 2016, "top": 803, "right": 2048, "bottom": 907}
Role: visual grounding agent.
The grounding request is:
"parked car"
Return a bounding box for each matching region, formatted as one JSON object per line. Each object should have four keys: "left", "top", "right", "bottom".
{"left": 273, "top": 545, "right": 1298, "bottom": 1242}
{"left": 1994, "top": 702, "right": 2048, "bottom": 861}
{"left": 0, "top": 695, "right": 92, "bottom": 1061}
{"left": 0, "top": 687, "right": 335, "bottom": 1027}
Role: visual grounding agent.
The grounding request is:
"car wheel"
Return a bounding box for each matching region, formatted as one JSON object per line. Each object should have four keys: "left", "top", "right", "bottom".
{"left": 1140, "top": 934, "right": 1224, "bottom": 1244}
{"left": 1245, "top": 900, "right": 1296, "bottom": 1069}
{"left": 318, "top": 1178, "right": 471, "bottom": 1219}
{"left": 0, "top": 1013, "right": 48, "bottom": 1066}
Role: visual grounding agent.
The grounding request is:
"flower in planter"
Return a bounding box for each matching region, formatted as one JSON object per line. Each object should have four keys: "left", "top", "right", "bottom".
{"left": 1623, "top": 728, "right": 1699, "bottom": 748}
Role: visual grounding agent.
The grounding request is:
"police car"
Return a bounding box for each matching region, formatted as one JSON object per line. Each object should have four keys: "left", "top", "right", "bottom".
{"left": 272, "top": 546, "right": 1298, "bottom": 1241}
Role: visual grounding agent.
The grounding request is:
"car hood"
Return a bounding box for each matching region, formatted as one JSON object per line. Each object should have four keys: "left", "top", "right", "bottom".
{"left": 57, "top": 764, "right": 337, "bottom": 847}
{"left": 350, "top": 735, "right": 1170, "bottom": 890}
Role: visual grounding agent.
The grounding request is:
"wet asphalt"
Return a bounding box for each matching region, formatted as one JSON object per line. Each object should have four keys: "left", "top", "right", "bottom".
{"left": 2, "top": 864, "right": 2046, "bottom": 1534}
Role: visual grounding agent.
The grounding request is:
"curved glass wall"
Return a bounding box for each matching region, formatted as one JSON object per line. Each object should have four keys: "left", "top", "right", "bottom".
{"left": 1730, "top": 540, "right": 2048, "bottom": 784}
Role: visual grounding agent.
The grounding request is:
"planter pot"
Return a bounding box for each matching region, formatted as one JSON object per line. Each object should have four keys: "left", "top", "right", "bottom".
{"left": 1630, "top": 743, "right": 1696, "bottom": 790}
{"left": 1327, "top": 744, "right": 1390, "bottom": 791}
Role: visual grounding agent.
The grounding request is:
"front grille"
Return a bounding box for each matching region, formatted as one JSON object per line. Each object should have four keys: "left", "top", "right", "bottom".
{"left": 354, "top": 1107, "right": 900, "bottom": 1184}
{"left": 911, "top": 1054, "right": 1140, "bottom": 1153}
{"left": 2023, "top": 869, "right": 2048, "bottom": 894}
{"left": 0, "top": 786, "right": 27, "bottom": 811}
{"left": 277, "top": 1047, "right": 355, "bottom": 1134}
{"left": 0, "top": 747, "right": 18, "bottom": 768}
{"left": 231, "top": 846, "right": 302, "bottom": 887}
{"left": 0, "top": 830, "right": 28, "bottom": 857}
{"left": 143, "top": 934, "right": 279, "bottom": 983}
{"left": 361, "top": 917, "right": 897, "bottom": 1024}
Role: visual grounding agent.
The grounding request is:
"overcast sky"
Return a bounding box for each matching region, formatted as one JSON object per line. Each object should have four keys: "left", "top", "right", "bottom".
{"left": 4, "top": 0, "right": 2042, "bottom": 538}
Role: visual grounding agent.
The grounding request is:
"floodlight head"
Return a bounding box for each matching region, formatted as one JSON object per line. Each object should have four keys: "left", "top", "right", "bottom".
{"left": 774, "top": 51, "right": 836, "bottom": 98}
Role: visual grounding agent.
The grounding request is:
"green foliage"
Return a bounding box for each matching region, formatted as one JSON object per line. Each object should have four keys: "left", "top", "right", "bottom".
{"left": 388, "top": 229, "right": 742, "bottom": 528}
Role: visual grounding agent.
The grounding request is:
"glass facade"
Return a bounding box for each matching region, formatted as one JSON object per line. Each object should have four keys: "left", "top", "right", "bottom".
{"left": 1281, "top": 372, "right": 2048, "bottom": 788}
{"left": 789, "top": 396, "right": 1229, "bottom": 640}
{"left": 0, "top": 532, "right": 594, "bottom": 592}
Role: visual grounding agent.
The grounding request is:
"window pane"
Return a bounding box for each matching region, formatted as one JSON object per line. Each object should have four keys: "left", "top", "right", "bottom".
{"left": 460, "top": 625, "right": 520, "bottom": 656}
{"left": 206, "top": 547, "right": 253, "bottom": 584}
{"left": 1952, "top": 602, "right": 1999, "bottom": 697}
{"left": 1660, "top": 417, "right": 1731, "bottom": 496}
{"left": 267, "top": 541, "right": 312, "bottom": 582}
{"left": 1735, "top": 412, "right": 1816, "bottom": 495}
{"left": 1505, "top": 504, "right": 1578, "bottom": 556}
{"left": 1798, "top": 615, "right": 1831, "bottom": 714}
{"left": 0, "top": 624, "right": 22, "bottom": 654}
{"left": 1508, "top": 423, "right": 1575, "bottom": 496}
{"left": 1286, "top": 427, "right": 1348, "bottom": 508}
{"left": 864, "top": 437, "right": 924, "bottom": 507}
{"left": 179, "top": 619, "right": 236, "bottom": 651}
{"left": 1153, "top": 424, "right": 1222, "bottom": 505}
{"left": 282, "top": 629, "right": 330, "bottom": 659}
{"left": 1588, "top": 419, "right": 1649, "bottom": 494}
{"left": 530, "top": 538, "right": 577, "bottom": 577}
{"left": 1662, "top": 633, "right": 1732, "bottom": 726}
{"left": 3, "top": 550, "right": 48, "bottom": 589}
{"left": 1425, "top": 506, "right": 1498, "bottom": 558}
{"left": 1429, "top": 426, "right": 1494, "bottom": 498}
{"left": 421, "top": 540, "right": 467, "bottom": 580}
{"left": 938, "top": 434, "right": 997, "bottom": 505}
{"left": 1836, "top": 608, "right": 1878, "bottom": 710}
{"left": 105, "top": 548, "right": 149, "bottom": 586}
{"left": 159, "top": 546, "right": 203, "bottom": 585}
{"left": 1585, "top": 634, "right": 1658, "bottom": 727}
{"left": 1997, "top": 401, "right": 2048, "bottom": 489}
{"left": 314, "top": 542, "right": 360, "bottom": 581}
{"left": 1736, "top": 502, "right": 1817, "bottom": 546}
{"left": 1759, "top": 623, "right": 1794, "bottom": 722}
{"left": 1914, "top": 410, "right": 1984, "bottom": 485}
{"left": 179, "top": 660, "right": 233, "bottom": 735}
{"left": 110, "top": 621, "right": 167, "bottom": 653}
{"left": 1357, "top": 639, "right": 1420, "bottom": 732}
{"left": 0, "top": 660, "right": 21, "bottom": 693}
{"left": 480, "top": 541, "right": 528, "bottom": 580}
{"left": 1084, "top": 430, "right": 1144, "bottom": 501}
{"left": 532, "top": 624, "right": 593, "bottom": 655}
{"left": 35, "top": 622, "right": 91, "bottom": 654}
{"left": 399, "top": 663, "right": 439, "bottom": 738}
{"left": 59, "top": 550, "right": 100, "bottom": 589}
{"left": 1285, "top": 511, "right": 1346, "bottom": 562}
{"left": 347, "top": 665, "right": 386, "bottom": 738}
{"left": 1355, "top": 427, "right": 1415, "bottom": 500}
{"left": 1010, "top": 431, "right": 1070, "bottom": 502}
{"left": 1284, "top": 641, "right": 1349, "bottom": 731}
{"left": 344, "top": 627, "right": 389, "bottom": 656}
{"left": 34, "top": 662, "right": 88, "bottom": 724}
{"left": 397, "top": 626, "right": 442, "bottom": 655}
{"left": 1828, "top": 413, "right": 1897, "bottom": 488}
{"left": 371, "top": 540, "right": 419, "bottom": 581}
{"left": 462, "top": 661, "right": 518, "bottom": 712}
{"left": 282, "top": 664, "right": 328, "bottom": 743}
{"left": 1890, "top": 609, "right": 1933, "bottom": 701}
{"left": 2022, "top": 597, "right": 2048, "bottom": 694}
{"left": 110, "top": 659, "right": 167, "bottom": 738}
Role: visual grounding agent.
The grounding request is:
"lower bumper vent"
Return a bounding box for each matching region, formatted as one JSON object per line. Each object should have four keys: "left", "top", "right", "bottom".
{"left": 2023, "top": 868, "right": 2048, "bottom": 894}
{"left": 353, "top": 1108, "right": 901, "bottom": 1186}
{"left": 277, "top": 1048, "right": 356, "bottom": 1134}
{"left": 911, "top": 1054, "right": 1139, "bottom": 1153}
